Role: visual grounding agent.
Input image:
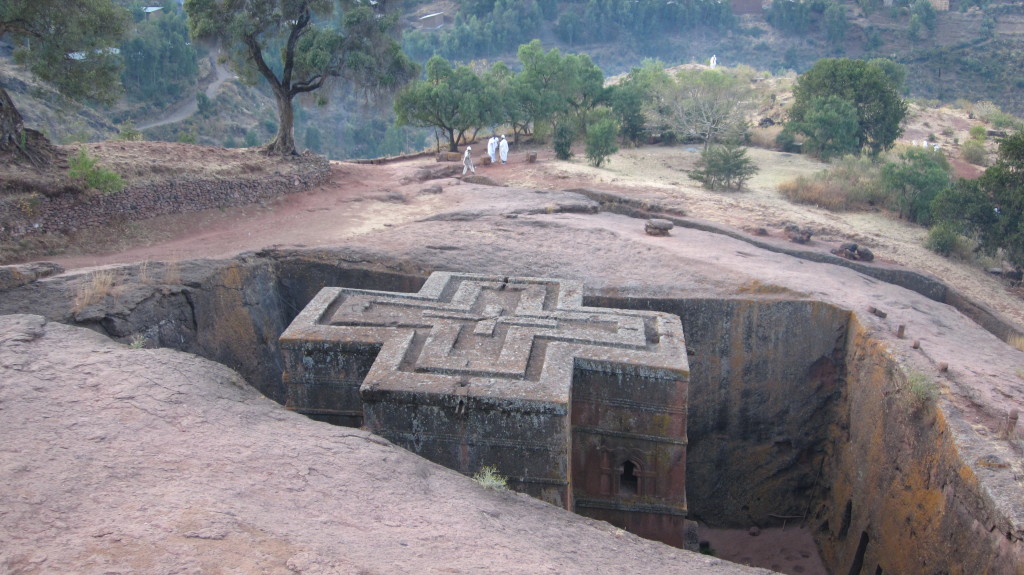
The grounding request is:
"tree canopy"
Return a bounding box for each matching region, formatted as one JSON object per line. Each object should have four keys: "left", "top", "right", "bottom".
{"left": 645, "top": 68, "right": 755, "bottom": 149}
{"left": 0, "top": 0, "right": 130, "bottom": 164}
{"left": 784, "top": 58, "right": 907, "bottom": 156}
{"left": 394, "top": 41, "right": 609, "bottom": 152}
{"left": 932, "top": 132, "right": 1024, "bottom": 266}
{"left": 184, "top": 0, "right": 417, "bottom": 155}
{"left": 394, "top": 56, "right": 489, "bottom": 152}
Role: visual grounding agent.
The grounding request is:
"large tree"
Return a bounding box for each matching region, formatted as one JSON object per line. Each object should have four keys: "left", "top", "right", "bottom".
{"left": 184, "top": 0, "right": 417, "bottom": 155}
{"left": 933, "top": 132, "right": 1024, "bottom": 266}
{"left": 786, "top": 58, "right": 907, "bottom": 156}
{"left": 0, "top": 0, "right": 129, "bottom": 166}
{"left": 645, "top": 68, "right": 755, "bottom": 150}
{"left": 394, "top": 56, "right": 490, "bottom": 152}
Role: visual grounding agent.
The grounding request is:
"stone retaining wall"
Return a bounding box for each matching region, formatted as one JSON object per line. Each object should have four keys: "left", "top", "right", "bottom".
{"left": 0, "top": 156, "right": 330, "bottom": 240}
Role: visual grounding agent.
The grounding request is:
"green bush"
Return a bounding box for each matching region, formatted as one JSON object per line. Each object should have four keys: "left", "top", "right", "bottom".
{"left": 68, "top": 148, "right": 125, "bottom": 195}
{"left": 969, "top": 124, "right": 987, "bottom": 141}
{"left": 881, "top": 148, "right": 952, "bottom": 224}
{"left": 925, "top": 222, "right": 961, "bottom": 256}
{"left": 472, "top": 465, "right": 508, "bottom": 490}
{"left": 585, "top": 114, "right": 619, "bottom": 168}
{"left": 689, "top": 144, "right": 759, "bottom": 190}
{"left": 553, "top": 122, "right": 575, "bottom": 161}
{"left": 961, "top": 139, "right": 987, "bottom": 165}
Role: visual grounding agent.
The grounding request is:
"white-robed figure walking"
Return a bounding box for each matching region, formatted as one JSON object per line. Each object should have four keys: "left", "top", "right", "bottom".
{"left": 498, "top": 135, "right": 509, "bottom": 164}
{"left": 487, "top": 136, "right": 498, "bottom": 163}
{"left": 463, "top": 146, "right": 476, "bottom": 175}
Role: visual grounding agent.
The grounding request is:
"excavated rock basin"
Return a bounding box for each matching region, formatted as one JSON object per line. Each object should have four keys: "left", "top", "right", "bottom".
{"left": 2, "top": 255, "right": 1020, "bottom": 574}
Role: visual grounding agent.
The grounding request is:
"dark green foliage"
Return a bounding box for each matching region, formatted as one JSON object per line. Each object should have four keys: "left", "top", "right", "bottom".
{"left": 881, "top": 147, "right": 951, "bottom": 224}
{"left": 766, "top": 0, "right": 811, "bottom": 35}
{"left": 185, "top": 0, "right": 417, "bottom": 155}
{"left": 405, "top": 0, "right": 736, "bottom": 63}
{"left": 1, "top": 0, "right": 129, "bottom": 161}
{"left": 788, "top": 58, "right": 908, "bottom": 156}
{"left": 3, "top": 0, "right": 130, "bottom": 105}
{"left": 786, "top": 95, "right": 860, "bottom": 159}
{"left": 585, "top": 111, "right": 619, "bottom": 168}
{"left": 553, "top": 122, "right": 575, "bottom": 160}
{"left": 689, "top": 144, "right": 759, "bottom": 190}
{"left": 608, "top": 81, "right": 647, "bottom": 146}
{"left": 394, "top": 56, "right": 489, "bottom": 152}
{"left": 910, "top": 0, "right": 937, "bottom": 37}
{"left": 824, "top": 2, "right": 848, "bottom": 50}
{"left": 925, "top": 222, "right": 961, "bottom": 256}
{"left": 68, "top": 147, "right": 125, "bottom": 194}
{"left": 120, "top": 7, "right": 198, "bottom": 107}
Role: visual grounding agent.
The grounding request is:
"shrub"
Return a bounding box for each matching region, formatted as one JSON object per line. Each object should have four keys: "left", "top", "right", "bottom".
{"left": 117, "top": 121, "right": 143, "bottom": 142}
{"left": 906, "top": 369, "right": 937, "bottom": 407}
{"left": 68, "top": 148, "right": 125, "bottom": 195}
{"left": 689, "top": 144, "right": 758, "bottom": 191}
{"left": 969, "top": 124, "right": 987, "bottom": 141}
{"left": 585, "top": 114, "right": 619, "bottom": 168}
{"left": 553, "top": 122, "right": 575, "bottom": 161}
{"left": 925, "top": 222, "right": 961, "bottom": 256}
{"left": 881, "top": 147, "right": 952, "bottom": 224}
{"left": 472, "top": 465, "right": 507, "bottom": 490}
{"left": 961, "top": 139, "right": 987, "bottom": 165}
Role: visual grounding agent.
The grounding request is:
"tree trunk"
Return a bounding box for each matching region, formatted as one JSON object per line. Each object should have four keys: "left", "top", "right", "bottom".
{"left": 266, "top": 89, "right": 297, "bottom": 155}
{"left": 0, "top": 86, "right": 26, "bottom": 153}
{"left": 447, "top": 129, "right": 458, "bottom": 152}
{"left": 0, "top": 86, "right": 57, "bottom": 167}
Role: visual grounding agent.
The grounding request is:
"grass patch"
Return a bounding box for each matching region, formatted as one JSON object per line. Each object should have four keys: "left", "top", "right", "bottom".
{"left": 1009, "top": 333, "right": 1024, "bottom": 352}
{"left": 906, "top": 369, "right": 937, "bottom": 407}
{"left": 69, "top": 147, "right": 125, "bottom": 195}
{"left": 777, "top": 155, "right": 885, "bottom": 211}
{"left": 72, "top": 269, "right": 119, "bottom": 313}
{"left": 472, "top": 465, "right": 508, "bottom": 490}
{"left": 129, "top": 333, "right": 147, "bottom": 349}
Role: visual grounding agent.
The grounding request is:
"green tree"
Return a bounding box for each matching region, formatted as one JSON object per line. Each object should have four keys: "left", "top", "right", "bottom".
{"left": 911, "top": 0, "right": 937, "bottom": 37}
{"left": 785, "top": 95, "right": 861, "bottom": 159}
{"left": 981, "top": 133, "right": 1024, "bottom": 265}
{"left": 515, "top": 41, "right": 570, "bottom": 136}
{"left": 394, "top": 56, "right": 486, "bottom": 152}
{"left": 788, "top": 58, "right": 907, "bottom": 156}
{"left": 585, "top": 109, "right": 619, "bottom": 168}
{"left": 0, "top": 0, "right": 130, "bottom": 165}
{"left": 645, "top": 68, "right": 754, "bottom": 150}
{"left": 553, "top": 121, "right": 575, "bottom": 161}
{"left": 881, "top": 147, "right": 951, "bottom": 224}
{"left": 185, "top": 0, "right": 417, "bottom": 155}
{"left": 689, "top": 143, "right": 759, "bottom": 190}
{"left": 121, "top": 7, "right": 198, "bottom": 106}
{"left": 825, "top": 2, "right": 849, "bottom": 50}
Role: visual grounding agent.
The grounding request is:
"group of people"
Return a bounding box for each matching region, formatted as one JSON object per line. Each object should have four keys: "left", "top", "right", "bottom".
{"left": 488, "top": 135, "right": 509, "bottom": 164}
{"left": 463, "top": 134, "right": 509, "bottom": 175}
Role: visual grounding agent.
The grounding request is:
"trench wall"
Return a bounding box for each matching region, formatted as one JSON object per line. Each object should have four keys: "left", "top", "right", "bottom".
{"left": 817, "top": 317, "right": 1024, "bottom": 575}
{"left": 590, "top": 296, "right": 850, "bottom": 526}
{"left": 2, "top": 259, "right": 1023, "bottom": 573}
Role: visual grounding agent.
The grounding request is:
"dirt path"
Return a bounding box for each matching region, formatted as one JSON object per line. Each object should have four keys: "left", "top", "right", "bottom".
{"left": 50, "top": 145, "right": 1024, "bottom": 330}
{"left": 136, "top": 54, "right": 234, "bottom": 131}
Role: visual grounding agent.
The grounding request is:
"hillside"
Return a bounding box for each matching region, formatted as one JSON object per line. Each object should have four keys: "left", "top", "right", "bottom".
{"left": 3, "top": 0, "right": 1024, "bottom": 160}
